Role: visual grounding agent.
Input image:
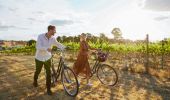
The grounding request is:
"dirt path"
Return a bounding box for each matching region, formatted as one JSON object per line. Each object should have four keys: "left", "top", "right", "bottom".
{"left": 0, "top": 55, "right": 169, "bottom": 100}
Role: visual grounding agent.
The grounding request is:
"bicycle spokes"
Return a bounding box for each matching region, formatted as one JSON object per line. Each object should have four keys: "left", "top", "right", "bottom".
{"left": 97, "top": 64, "right": 118, "bottom": 86}
{"left": 62, "top": 67, "right": 79, "bottom": 96}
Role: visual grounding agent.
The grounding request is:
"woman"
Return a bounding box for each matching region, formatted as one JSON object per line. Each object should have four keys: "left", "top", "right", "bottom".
{"left": 73, "top": 33, "right": 96, "bottom": 86}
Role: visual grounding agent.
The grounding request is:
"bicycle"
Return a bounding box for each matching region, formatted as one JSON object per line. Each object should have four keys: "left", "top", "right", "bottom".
{"left": 78, "top": 49, "right": 118, "bottom": 86}
{"left": 50, "top": 49, "right": 79, "bottom": 97}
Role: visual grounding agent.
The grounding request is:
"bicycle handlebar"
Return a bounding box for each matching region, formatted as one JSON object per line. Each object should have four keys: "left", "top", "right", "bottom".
{"left": 51, "top": 47, "right": 67, "bottom": 58}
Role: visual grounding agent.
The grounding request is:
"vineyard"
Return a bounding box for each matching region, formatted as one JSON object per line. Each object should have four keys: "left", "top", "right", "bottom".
{"left": 1, "top": 37, "right": 170, "bottom": 69}
{"left": 1, "top": 38, "right": 170, "bottom": 55}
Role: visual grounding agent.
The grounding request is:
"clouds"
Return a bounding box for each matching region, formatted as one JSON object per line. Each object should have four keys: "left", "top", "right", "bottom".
{"left": 8, "top": 7, "right": 18, "bottom": 12}
{"left": 0, "top": 24, "right": 15, "bottom": 30}
{"left": 0, "top": 0, "right": 169, "bottom": 41}
{"left": 0, "top": 21, "right": 15, "bottom": 30}
{"left": 0, "top": 0, "right": 92, "bottom": 38}
{"left": 143, "top": 0, "right": 170, "bottom": 11}
{"left": 49, "top": 19, "right": 74, "bottom": 26}
{"left": 141, "top": 0, "right": 170, "bottom": 23}
{"left": 0, "top": 2, "right": 17, "bottom": 12}
{"left": 0, "top": 4, "right": 3, "bottom": 9}
{"left": 32, "top": 11, "right": 45, "bottom": 15}
{"left": 0, "top": 21, "right": 28, "bottom": 31}
{"left": 154, "top": 16, "right": 170, "bottom": 21}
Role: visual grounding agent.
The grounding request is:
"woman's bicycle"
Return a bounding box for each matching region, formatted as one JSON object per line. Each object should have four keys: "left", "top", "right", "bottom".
{"left": 50, "top": 49, "right": 79, "bottom": 97}
{"left": 78, "top": 49, "right": 118, "bottom": 86}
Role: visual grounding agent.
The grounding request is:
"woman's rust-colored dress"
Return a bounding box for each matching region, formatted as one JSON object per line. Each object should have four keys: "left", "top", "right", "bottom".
{"left": 73, "top": 40, "right": 92, "bottom": 77}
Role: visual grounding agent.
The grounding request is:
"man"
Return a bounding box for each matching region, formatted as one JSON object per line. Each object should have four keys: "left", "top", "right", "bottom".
{"left": 33, "top": 25, "right": 65, "bottom": 95}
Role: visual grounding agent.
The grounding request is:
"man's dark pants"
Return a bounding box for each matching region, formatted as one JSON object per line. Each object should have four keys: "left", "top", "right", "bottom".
{"left": 34, "top": 58, "right": 51, "bottom": 90}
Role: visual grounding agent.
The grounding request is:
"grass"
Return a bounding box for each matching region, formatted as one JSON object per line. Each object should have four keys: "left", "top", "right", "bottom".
{"left": 0, "top": 54, "right": 170, "bottom": 100}
{"left": 148, "top": 68, "right": 170, "bottom": 80}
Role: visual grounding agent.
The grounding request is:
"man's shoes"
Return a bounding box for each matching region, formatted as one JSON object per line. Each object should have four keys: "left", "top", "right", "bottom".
{"left": 47, "top": 89, "right": 53, "bottom": 95}
{"left": 33, "top": 81, "right": 38, "bottom": 87}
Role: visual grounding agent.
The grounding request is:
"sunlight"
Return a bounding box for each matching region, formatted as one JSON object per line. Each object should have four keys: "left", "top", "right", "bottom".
{"left": 116, "top": 6, "right": 156, "bottom": 40}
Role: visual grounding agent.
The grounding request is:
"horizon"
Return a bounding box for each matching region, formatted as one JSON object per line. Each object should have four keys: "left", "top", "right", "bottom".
{"left": 0, "top": 33, "right": 168, "bottom": 43}
{"left": 0, "top": 0, "right": 170, "bottom": 41}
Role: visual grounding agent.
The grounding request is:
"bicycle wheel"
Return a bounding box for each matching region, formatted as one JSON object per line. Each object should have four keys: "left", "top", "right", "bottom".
{"left": 61, "top": 66, "right": 79, "bottom": 97}
{"left": 97, "top": 64, "right": 118, "bottom": 86}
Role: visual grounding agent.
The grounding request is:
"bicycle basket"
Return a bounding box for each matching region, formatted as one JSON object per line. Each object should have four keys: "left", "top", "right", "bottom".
{"left": 97, "top": 52, "right": 108, "bottom": 62}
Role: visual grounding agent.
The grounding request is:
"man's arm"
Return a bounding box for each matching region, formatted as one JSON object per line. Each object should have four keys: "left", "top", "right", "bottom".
{"left": 52, "top": 38, "right": 66, "bottom": 50}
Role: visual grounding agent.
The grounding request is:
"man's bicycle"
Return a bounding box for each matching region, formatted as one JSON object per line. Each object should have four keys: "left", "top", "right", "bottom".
{"left": 78, "top": 49, "right": 118, "bottom": 86}
{"left": 50, "top": 49, "right": 79, "bottom": 97}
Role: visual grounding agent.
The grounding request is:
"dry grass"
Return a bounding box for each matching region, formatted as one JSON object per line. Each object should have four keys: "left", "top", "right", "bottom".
{"left": 129, "top": 64, "right": 146, "bottom": 73}
{"left": 0, "top": 55, "right": 170, "bottom": 100}
{"left": 148, "top": 68, "right": 170, "bottom": 80}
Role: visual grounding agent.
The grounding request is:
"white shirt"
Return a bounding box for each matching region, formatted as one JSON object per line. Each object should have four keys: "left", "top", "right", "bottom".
{"left": 35, "top": 33, "right": 65, "bottom": 61}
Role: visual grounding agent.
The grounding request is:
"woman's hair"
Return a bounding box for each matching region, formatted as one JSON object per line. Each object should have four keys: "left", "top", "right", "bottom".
{"left": 80, "top": 33, "right": 87, "bottom": 41}
{"left": 81, "top": 33, "right": 86, "bottom": 37}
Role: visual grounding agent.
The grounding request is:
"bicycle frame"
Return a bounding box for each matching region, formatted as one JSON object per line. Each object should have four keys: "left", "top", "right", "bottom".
{"left": 91, "top": 51, "right": 108, "bottom": 75}
{"left": 91, "top": 60, "right": 100, "bottom": 74}
{"left": 51, "top": 50, "right": 66, "bottom": 81}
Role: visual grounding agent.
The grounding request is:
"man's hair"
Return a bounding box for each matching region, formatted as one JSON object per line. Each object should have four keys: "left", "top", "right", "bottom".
{"left": 48, "top": 25, "right": 55, "bottom": 31}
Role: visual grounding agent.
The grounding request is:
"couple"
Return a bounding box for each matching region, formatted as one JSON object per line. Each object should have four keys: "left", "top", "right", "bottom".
{"left": 33, "top": 25, "right": 96, "bottom": 95}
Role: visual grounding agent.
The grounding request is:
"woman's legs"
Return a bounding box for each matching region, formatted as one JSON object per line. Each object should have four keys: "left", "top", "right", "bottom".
{"left": 86, "top": 74, "right": 89, "bottom": 83}
{"left": 85, "top": 62, "right": 92, "bottom": 86}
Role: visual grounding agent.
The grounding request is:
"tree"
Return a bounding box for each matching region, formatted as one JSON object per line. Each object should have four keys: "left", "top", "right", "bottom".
{"left": 91, "top": 35, "right": 98, "bottom": 43}
{"left": 99, "top": 33, "right": 108, "bottom": 42}
{"left": 73, "top": 36, "right": 80, "bottom": 42}
{"left": 67, "top": 36, "right": 74, "bottom": 42}
{"left": 27, "top": 39, "right": 36, "bottom": 46}
{"left": 57, "top": 36, "right": 62, "bottom": 42}
{"left": 62, "top": 36, "right": 67, "bottom": 42}
{"left": 86, "top": 33, "right": 92, "bottom": 38}
{"left": 111, "top": 28, "right": 123, "bottom": 40}
{"left": 86, "top": 33, "right": 93, "bottom": 42}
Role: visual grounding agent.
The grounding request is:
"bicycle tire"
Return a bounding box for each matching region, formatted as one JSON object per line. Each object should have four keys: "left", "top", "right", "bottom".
{"left": 97, "top": 64, "right": 118, "bottom": 86}
{"left": 61, "top": 66, "right": 79, "bottom": 97}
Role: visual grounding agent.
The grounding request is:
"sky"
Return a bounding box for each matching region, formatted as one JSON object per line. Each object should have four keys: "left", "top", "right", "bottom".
{"left": 0, "top": 0, "right": 170, "bottom": 41}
